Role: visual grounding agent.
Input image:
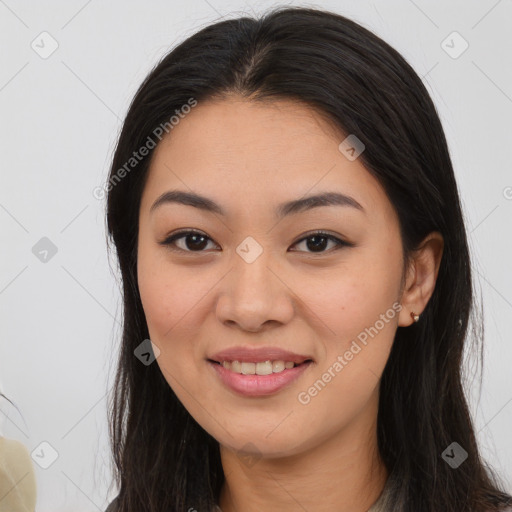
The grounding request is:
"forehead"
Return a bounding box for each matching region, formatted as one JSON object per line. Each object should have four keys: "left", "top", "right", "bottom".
{"left": 140, "top": 97, "right": 392, "bottom": 221}
{"left": 151, "top": 96, "right": 346, "bottom": 167}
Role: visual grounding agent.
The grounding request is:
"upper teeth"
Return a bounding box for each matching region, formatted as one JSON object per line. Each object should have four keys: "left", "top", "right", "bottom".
{"left": 222, "top": 360, "right": 296, "bottom": 375}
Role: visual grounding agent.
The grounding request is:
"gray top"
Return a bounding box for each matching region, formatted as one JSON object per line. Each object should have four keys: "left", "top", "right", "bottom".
{"left": 103, "top": 482, "right": 394, "bottom": 512}
{"left": 211, "top": 477, "right": 393, "bottom": 512}
{"left": 105, "top": 499, "right": 118, "bottom": 512}
{"left": 106, "top": 483, "right": 512, "bottom": 512}
{"left": 366, "top": 475, "right": 393, "bottom": 512}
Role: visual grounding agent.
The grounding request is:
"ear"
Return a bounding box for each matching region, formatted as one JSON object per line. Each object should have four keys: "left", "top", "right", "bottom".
{"left": 398, "top": 231, "right": 444, "bottom": 327}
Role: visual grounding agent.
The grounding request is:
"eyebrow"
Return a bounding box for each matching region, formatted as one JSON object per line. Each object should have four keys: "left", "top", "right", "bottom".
{"left": 149, "top": 190, "right": 365, "bottom": 218}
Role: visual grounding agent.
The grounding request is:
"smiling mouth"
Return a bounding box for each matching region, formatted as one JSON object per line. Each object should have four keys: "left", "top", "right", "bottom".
{"left": 208, "top": 359, "right": 313, "bottom": 375}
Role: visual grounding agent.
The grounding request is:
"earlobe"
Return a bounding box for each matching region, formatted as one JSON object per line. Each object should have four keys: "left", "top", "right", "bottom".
{"left": 410, "top": 311, "right": 420, "bottom": 323}
{"left": 398, "top": 231, "right": 444, "bottom": 327}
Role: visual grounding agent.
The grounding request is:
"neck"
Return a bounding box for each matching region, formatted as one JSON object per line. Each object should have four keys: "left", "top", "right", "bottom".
{"left": 217, "top": 395, "right": 388, "bottom": 512}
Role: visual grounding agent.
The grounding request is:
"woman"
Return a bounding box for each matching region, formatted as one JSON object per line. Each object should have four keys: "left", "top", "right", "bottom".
{"left": 103, "top": 6, "right": 512, "bottom": 512}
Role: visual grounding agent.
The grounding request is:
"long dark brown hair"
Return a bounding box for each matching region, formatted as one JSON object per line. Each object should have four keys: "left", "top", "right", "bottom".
{"left": 104, "top": 6, "right": 512, "bottom": 511}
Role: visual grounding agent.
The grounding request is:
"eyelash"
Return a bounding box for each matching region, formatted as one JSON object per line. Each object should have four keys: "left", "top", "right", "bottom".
{"left": 159, "top": 229, "right": 353, "bottom": 254}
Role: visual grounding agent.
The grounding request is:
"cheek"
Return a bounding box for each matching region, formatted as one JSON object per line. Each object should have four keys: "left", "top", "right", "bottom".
{"left": 137, "top": 245, "right": 205, "bottom": 339}
{"left": 303, "top": 246, "right": 403, "bottom": 381}
{"left": 291, "top": 268, "right": 401, "bottom": 443}
{"left": 309, "top": 257, "right": 402, "bottom": 338}
{"left": 137, "top": 266, "right": 202, "bottom": 394}
{"left": 137, "top": 250, "right": 228, "bottom": 397}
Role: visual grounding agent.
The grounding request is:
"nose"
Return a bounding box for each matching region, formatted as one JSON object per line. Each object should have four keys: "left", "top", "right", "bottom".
{"left": 215, "top": 246, "right": 295, "bottom": 333}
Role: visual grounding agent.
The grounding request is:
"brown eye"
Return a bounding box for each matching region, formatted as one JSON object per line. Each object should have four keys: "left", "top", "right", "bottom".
{"left": 160, "top": 230, "right": 217, "bottom": 252}
{"left": 160, "top": 229, "right": 352, "bottom": 254}
{"left": 290, "top": 231, "right": 352, "bottom": 254}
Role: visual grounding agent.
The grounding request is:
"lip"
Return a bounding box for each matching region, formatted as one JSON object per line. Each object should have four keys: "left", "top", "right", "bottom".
{"left": 209, "top": 346, "right": 313, "bottom": 365}
{"left": 208, "top": 359, "right": 313, "bottom": 397}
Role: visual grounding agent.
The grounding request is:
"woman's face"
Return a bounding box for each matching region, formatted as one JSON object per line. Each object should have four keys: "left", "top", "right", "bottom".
{"left": 137, "top": 97, "right": 407, "bottom": 457}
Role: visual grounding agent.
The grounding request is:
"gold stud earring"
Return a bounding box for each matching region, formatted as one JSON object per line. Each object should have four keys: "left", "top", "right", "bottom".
{"left": 410, "top": 311, "right": 420, "bottom": 323}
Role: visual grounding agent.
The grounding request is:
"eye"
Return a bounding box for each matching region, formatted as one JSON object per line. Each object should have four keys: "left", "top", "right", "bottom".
{"left": 159, "top": 229, "right": 352, "bottom": 254}
{"left": 160, "top": 229, "right": 218, "bottom": 253}
{"left": 290, "top": 230, "right": 352, "bottom": 254}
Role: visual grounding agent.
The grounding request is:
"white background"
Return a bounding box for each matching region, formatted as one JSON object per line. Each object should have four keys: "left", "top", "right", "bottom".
{"left": 0, "top": 0, "right": 511, "bottom": 510}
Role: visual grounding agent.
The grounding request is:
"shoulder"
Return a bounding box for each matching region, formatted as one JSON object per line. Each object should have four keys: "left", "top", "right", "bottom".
{"left": 0, "top": 436, "right": 35, "bottom": 478}
{"left": 0, "top": 436, "right": 31, "bottom": 461}
{"left": 0, "top": 437, "right": 37, "bottom": 511}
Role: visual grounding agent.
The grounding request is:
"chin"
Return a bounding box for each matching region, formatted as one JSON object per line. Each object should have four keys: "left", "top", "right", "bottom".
{"left": 214, "top": 427, "right": 312, "bottom": 460}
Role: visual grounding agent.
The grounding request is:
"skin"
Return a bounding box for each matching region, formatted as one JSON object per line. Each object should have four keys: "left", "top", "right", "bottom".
{"left": 137, "top": 96, "right": 444, "bottom": 512}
